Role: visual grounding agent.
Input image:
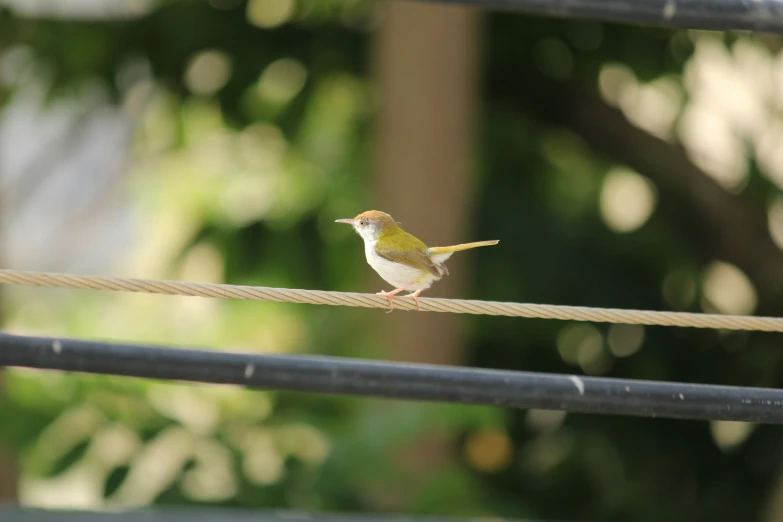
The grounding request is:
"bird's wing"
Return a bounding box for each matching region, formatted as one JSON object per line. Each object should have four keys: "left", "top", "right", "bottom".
{"left": 375, "top": 233, "right": 441, "bottom": 278}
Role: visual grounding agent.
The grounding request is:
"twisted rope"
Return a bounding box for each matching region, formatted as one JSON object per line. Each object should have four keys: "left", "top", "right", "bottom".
{"left": 0, "top": 268, "right": 780, "bottom": 331}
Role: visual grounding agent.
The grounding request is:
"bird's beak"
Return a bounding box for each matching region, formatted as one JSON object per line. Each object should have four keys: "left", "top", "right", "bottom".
{"left": 335, "top": 219, "right": 354, "bottom": 224}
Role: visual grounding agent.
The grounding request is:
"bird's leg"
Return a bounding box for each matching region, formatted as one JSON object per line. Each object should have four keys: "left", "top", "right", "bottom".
{"left": 408, "top": 289, "right": 423, "bottom": 311}
{"left": 377, "top": 288, "right": 404, "bottom": 312}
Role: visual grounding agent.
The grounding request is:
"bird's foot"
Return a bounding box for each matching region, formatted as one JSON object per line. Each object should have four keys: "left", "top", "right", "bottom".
{"left": 408, "top": 289, "right": 423, "bottom": 311}
{"left": 377, "top": 289, "right": 402, "bottom": 313}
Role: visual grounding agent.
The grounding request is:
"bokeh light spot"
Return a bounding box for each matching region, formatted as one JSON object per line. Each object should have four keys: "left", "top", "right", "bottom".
{"left": 702, "top": 261, "right": 757, "bottom": 315}
{"left": 600, "top": 167, "right": 657, "bottom": 233}
{"left": 662, "top": 269, "right": 697, "bottom": 310}
{"left": 598, "top": 63, "right": 636, "bottom": 107}
{"left": 258, "top": 58, "right": 308, "bottom": 104}
{"left": 607, "top": 324, "right": 645, "bottom": 357}
{"left": 180, "top": 440, "right": 237, "bottom": 502}
{"left": 464, "top": 429, "right": 513, "bottom": 473}
{"left": 246, "top": 0, "right": 294, "bottom": 28}
{"left": 184, "top": 50, "right": 232, "bottom": 96}
{"left": 678, "top": 104, "right": 748, "bottom": 192}
{"left": 710, "top": 420, "right": 755, "bottom": 451}
{"left": 526, "top": 409, "right": 567, "bottom": 433}
{"left": 557, "top": 323, "right": 602, "bottom": 365}
{"left": 277, "top": 424, "right": 330, "bottom": 465}
{"left": 768, "top": 196, "right": 783, "bottom": 252}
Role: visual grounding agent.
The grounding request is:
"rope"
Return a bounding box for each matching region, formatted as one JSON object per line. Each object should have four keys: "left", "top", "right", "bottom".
{"left": 0, "top": 268, "right": 781, "bottom": 331}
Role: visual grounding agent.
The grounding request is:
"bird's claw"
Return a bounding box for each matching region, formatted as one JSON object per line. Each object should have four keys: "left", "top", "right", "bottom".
{"left": 376, "top": 290, "right": 395, "bottom": 312}
{"left": 376, "top": 289, "right": 419, "bottom": 312}
{"left": 409, "top": 290, "right": 422, "bottom": 311}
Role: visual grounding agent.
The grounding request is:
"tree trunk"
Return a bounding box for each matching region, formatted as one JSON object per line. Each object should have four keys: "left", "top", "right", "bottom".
{"left": 365, "top": 3, "right": 480, "bottom": 508}
{"left": 372, "top": 0, "right": 480, "bottom": 365}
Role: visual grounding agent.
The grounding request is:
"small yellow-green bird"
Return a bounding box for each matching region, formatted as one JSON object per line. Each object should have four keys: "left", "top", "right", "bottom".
{"left": 336, "top": 210, "right": 499, "bottom": 311}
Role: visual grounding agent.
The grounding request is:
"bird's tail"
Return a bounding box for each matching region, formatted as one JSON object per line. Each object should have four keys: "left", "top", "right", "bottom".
{"left": 428, "top": 240, "right": 499, "bottom": 256}
{"left": 427, "top": 240, "right": 499, "bottom": 265}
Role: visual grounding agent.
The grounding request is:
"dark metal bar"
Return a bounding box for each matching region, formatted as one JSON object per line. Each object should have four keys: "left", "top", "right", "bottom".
{"left": 0, "top": 507, "right": 550, "bottom": 522}
{"left": 423, "top": 0, "right": 783, "bottom": 34}
{"left": 1, "top": 332, "right": 783, "bottom": 423}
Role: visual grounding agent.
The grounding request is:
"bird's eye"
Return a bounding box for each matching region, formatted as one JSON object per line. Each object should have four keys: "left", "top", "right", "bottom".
{"left": 359, "top": 220, "right": 366, "bottom": 226}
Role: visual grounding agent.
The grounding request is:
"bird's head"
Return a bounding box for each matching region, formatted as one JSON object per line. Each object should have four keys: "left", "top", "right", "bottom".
{"left": 336, "top": 210, "right": 398, "bottom": 243}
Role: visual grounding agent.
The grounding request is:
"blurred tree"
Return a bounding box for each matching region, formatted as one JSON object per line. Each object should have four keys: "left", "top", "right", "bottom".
{"left": 367, "top": 0, "right": 480, "bottom": 509}
{"left": 373, "top": 1, "right": 479, "bottom": 366}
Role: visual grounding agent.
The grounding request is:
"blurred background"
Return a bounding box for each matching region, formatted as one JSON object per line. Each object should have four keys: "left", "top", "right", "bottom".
{"left": 0, "top": 0, "right": 782, "bottom": 520}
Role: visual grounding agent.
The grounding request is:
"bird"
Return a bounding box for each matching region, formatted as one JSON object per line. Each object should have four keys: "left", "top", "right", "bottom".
{"left": 336, "top": 210, "right": 499, "bottom": 312}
